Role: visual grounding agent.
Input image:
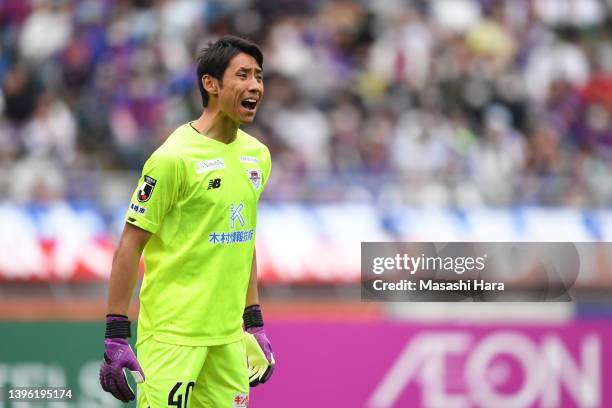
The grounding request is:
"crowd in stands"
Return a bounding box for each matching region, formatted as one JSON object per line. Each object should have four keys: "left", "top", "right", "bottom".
{"left": 1, "top": 0, "right": 612, "bottom": 206}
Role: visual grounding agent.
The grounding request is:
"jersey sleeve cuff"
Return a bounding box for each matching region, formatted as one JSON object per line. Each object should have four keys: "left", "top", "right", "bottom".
{"left": 125, "top": 213, "right": 159, "bottom": 234}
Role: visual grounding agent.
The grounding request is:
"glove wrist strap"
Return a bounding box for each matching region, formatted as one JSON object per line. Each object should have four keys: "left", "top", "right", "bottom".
{"left": 243, "top": 304, "right": 264, "bottom": 329}
{"left": 105, "top": 315, "right": 132, "bottom": 339}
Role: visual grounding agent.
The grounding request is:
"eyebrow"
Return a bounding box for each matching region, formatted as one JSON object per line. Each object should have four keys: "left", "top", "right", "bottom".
{"left": 237, "top": 66, "right": 263, "bottom": 74}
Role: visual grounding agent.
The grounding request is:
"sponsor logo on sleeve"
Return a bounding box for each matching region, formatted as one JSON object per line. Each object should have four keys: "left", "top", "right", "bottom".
{"left": 137, "top": 176, "right": 157, "bottom": 202}
{"left": 196, "top": 158, "right": 224, "bottom": 173}
{"left": 130, "top": 203, "right": 146, "bottom": 214}
{"left": 246, "top": 169, "right": 262, "bottom": 190}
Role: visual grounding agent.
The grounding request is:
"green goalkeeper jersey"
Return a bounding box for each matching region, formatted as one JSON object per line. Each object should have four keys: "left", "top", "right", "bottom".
{"left": 125, "top": 123, "right": 271, "bottom": 347}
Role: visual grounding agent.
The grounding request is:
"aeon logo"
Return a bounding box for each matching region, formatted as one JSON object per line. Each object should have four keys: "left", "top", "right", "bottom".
{"left": 368, "top": 331, "right": 601, "bottom": 408}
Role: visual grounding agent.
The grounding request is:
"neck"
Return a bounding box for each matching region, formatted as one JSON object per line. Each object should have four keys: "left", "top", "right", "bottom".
{"left": 191, "top": 108, "right": 239, "bottom": 144}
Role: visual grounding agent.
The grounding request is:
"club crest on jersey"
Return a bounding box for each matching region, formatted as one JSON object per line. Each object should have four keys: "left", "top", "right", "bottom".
{"left": 137, "top": 175, "right": 157, "bottom": 202}
{"left": 247, "top": 169, "right": 262, "bottom": 190}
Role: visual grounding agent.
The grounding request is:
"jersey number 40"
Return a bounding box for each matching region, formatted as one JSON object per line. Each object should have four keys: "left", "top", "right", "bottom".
{"left": 168, "top": 381, "right": 195, "bottom": 408}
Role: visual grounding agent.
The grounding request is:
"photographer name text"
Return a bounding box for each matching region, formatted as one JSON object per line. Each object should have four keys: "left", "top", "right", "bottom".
{"left": 372, "top": 279, "right": 504, "bottom": 291}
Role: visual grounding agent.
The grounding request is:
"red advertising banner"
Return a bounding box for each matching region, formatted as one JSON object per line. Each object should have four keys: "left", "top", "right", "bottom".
{"left": 1, "top": 205, "right": 612, "bottom": 287}
{"left": 251, "top": 321, "right": 612, "bottom": 408}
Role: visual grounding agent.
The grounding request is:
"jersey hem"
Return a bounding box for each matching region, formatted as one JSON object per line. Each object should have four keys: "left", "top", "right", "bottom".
{"left": 136, "top": 331, "right": 245, "bottom": 347}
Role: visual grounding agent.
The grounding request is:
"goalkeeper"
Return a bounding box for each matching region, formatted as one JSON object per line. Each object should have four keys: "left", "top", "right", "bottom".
{"left": 99, "top": 36, "right": 274, "bottom": 407}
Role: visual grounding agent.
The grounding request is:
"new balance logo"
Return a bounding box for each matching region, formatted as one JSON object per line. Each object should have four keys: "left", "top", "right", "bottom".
{"left": 208, "top": 178, "right": 221, "bottom": 190}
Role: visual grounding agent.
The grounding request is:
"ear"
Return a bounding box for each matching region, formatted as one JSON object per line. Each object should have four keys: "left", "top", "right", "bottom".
{"left": 202, "top": 75, "right": 219, "bottom": 97}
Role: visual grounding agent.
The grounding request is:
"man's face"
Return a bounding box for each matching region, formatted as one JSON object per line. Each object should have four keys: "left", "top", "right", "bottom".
{"left": 217, "top": 52, "right": 264, "bottom": 124}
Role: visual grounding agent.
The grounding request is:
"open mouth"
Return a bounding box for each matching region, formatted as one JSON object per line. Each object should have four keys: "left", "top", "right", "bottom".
{"left": 241, "top": 98, "right": 258, "bottom": 111}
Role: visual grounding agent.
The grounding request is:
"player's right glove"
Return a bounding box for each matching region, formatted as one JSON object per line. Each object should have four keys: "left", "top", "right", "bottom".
{"left": 99, "top": 314, "right": 145, "bottom": 402}
{"left": 243, "top": 304, "right": 275, "bottom": 387}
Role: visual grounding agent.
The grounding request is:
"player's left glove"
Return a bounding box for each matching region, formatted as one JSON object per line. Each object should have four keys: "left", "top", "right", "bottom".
{"left": 243, "top": 304, "right": 274, "bottom": 386}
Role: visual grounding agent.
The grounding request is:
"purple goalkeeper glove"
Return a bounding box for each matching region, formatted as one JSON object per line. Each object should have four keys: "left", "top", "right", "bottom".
{"left": 243, "top": 305, "right": 274, "bottom": 386}
{"left": 99, "top": 315, "right": 145, "bottom": 402}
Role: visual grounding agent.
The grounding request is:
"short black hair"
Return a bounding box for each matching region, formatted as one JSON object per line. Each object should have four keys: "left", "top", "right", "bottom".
{"left": 196, "top": 36, "right": 264, "bottom": 107}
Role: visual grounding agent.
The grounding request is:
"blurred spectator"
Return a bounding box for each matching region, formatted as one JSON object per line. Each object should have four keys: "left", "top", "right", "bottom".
{"left": 2, "top": 67, "right": 38, "bottom": 124}
{"left": 18, "top": 1, "right": 71, "bottom": 62}
{"left": 8, "top": 156, "right": 65, "bottom": 204}
{"left": 21, "top": 93, "right": 76, "bottom": 165}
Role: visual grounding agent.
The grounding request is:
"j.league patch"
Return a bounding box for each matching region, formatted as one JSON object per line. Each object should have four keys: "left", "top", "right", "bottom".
{"left": 137, "top": 175, "right": 157, "bottom": 202}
